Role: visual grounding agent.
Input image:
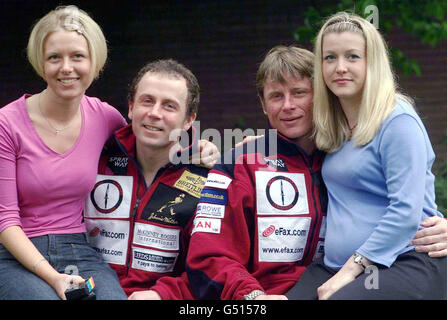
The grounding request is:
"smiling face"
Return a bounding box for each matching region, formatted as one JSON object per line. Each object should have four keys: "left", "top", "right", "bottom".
{"left": 128, "top": 72, "right": 196, "bottom": 153}
{"left": 322, "top": 31, "right": 367, "bottom": 107}
{"left": 42, "top": 29, "right": 93, "bottom": 101}
{"left": 262, "top": 73, "right": 314, "bottom": 147}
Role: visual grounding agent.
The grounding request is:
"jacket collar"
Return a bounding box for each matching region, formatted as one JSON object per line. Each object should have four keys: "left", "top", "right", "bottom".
{"left": 113, "top": 123, "right": 199, "bottom": 167}
{"left": 264, "top": 122, "right": 325, "bottom": 167}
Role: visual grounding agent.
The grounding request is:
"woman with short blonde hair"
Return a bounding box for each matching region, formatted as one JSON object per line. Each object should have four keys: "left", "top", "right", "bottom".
{"left": 27, "top": 5, "right": 107, "bottom": 80}
{"left": 0, "top": 6, "right": 127, "bottom": 300}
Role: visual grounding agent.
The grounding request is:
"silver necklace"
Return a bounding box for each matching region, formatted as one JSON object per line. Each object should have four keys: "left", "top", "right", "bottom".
{"left": 38, "top": 92, "right": 79, "bottom": 135}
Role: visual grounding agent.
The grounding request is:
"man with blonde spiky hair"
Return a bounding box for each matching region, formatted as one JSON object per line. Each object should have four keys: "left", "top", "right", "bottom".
{"left": 186, "top": 45, "right": 327, "bottom": 300}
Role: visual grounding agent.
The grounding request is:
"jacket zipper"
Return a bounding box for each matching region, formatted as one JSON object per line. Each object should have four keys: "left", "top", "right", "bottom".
{"left": 124, "top": 162, "right": 170, "bottom": 276}
{"left": 115, "top": 136, "right": 147, "bottom": 276}
{"left": 126, "top": 173, "right": 143, "bottom": 276}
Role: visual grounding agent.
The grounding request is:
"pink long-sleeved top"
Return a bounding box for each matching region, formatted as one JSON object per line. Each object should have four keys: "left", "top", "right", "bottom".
{"left": 0, "top": 94, "right": 127, "bottom": 238}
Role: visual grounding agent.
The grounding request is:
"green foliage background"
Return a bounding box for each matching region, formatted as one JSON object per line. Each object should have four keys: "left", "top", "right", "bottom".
{"left": 293, "top": 0, "right": 447, "bottom": 76}
{"left": 434, "top": 133, "right": 447, "bottom": 216}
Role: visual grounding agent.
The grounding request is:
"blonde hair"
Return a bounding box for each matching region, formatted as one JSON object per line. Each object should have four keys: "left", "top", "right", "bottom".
{"left": 256, "top": 45, "right": 314, "bottom": 107}
{"left": 27, "top": 5, "right": 107, "bottom": 80}
{"left": 313, "top": 12, "right": 409, "bottom": 152}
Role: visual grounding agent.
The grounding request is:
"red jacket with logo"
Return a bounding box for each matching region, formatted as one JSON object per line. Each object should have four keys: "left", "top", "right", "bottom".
{"left": 186, "top": 130, "right": 327, "bottom": 300}
{"left": 84, "top": 124, "right": 209, "bottom": 299}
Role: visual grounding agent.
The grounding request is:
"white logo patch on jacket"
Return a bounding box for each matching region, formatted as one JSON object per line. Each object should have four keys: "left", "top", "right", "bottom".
{"left": 255, "top": 171, "right": 309, "bottom": 215}
{"left": 258, "top": 216, "right": 311, "bottom": 262}
{"left": 133, "top": 222, "right": 180, "bottom": 251}
{"left": 204, "top": 173, "right": 232, "bottom": 189}
{"left": 86, "top": 219, "right": 129, "bottom": 265}
{"left": 131, "top": 247, "right": 178, "bottom": 273}
{"left": 195, "top": 203, "right": 225, "bottom": 219}
{"left": 85, "top": 175, "right": 133, "bottom": 218}
{"left": 191, "top": 217, "right": 222, "bottom": 235}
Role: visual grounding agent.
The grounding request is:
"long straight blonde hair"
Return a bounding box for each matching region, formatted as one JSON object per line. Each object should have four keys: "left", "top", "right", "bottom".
{"left": 313, "top": 12, "right": 409, "bottom": 153}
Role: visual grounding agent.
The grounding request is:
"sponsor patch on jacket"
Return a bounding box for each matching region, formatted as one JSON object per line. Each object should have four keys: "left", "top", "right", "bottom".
{"left": 109, "top": 157, "right": 129, "bottom": 168}
{"left": 85, "top": 219, "right": 129, "bottom": 266}
{"left": 199, "top": 188, "right": 228, "bottom": 205}
{"left": 191, "top": 217, "right": 222, "bottom": 235}
{"left": 131, "top": 247, "right": 178, "bottom": 273}
{"left": 258, "top": 216, "right": 311, "bottom": 262}
{"left": 195, "top": 203, "right": 225, "bottom": 219}
{"left": 140, "top": 183, "right": 198, "bottom": 227}
{"left": 255, "top": 171, "right": 309, "bottom": 215}
{"left": 263, "top": 157, "right": 288, "bottom": 171}
{"left": 85, "top": 175, "right": 133, "bottom": 219}
{"left": 173, "top": 170, "right": 207, "bottom": 198}
{"left": 133, "top": 222, "right": 180, "bottom": 251}
{"left": 204, "top": 173, "right": 232, "bottom": 189}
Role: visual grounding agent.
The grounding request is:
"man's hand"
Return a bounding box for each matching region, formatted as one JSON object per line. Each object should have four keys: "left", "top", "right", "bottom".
{"left": 234, "top": 135, "right": 261, "bottom": 148}
{"left": 128, "top": 289, "right": 162, "bottom": 300}
{"left": 411, "top": 216, "right": 447, "bottom": 257}
{"left": 191, "top": 140, "right": 220, "bottom": 168}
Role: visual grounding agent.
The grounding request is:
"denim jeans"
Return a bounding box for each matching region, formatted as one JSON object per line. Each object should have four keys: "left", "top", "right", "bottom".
{"left": 0, "top": 233, "right": 127, "bottom": 300}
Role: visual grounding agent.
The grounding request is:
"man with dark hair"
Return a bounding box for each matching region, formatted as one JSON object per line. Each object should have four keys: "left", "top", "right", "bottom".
{"left": 84, "top": 59, "right": 212, "bottom": 299}
{"left": 127, "top": 59, "right": 200, "bottom": 117}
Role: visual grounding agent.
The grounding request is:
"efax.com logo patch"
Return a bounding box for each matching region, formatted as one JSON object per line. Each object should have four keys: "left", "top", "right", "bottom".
{"left": 262, "top": 225, "right": 276, "bottom": 237}
{"left": 261, "top": 225, "right": 307, "bottom": 237}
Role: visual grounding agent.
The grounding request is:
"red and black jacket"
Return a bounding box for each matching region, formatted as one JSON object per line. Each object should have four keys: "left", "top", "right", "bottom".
{"left": 186, "top": 130, "right": 327, "bottom": 300}
{"left": 84, "top": 124, "right": 209, "bottom": 299}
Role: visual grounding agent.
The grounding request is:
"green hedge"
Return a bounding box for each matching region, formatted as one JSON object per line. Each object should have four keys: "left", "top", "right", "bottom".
{"left": 434, "top": 164, "right": 447, "bottom": 217}
{"left": 435, "top": 176, "right": 447, "bottom": 216}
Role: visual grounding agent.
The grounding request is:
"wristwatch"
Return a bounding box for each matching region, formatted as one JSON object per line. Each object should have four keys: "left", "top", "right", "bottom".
{"left": 353, "top": 252, "right": 368, "bottom": 270}
{"left": 243, "top": 290, "right": 266, "bottom": 300}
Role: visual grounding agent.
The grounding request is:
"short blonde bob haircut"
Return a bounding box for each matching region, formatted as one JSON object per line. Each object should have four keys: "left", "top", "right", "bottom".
{"left": 27, "top": 5, "right": 107, "bottom": 80}
{"left": 313, "top": 12, "right": 411, "bottom": 153}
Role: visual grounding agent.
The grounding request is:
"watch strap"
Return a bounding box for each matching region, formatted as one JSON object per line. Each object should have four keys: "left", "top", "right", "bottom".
{"left": 243, "top": 290, "right": 266, "bottom": 300}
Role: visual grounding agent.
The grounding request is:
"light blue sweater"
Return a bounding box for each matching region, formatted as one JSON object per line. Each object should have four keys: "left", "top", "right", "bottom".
{"left": 323, "top": 99, "right": 443, "bottom": 269}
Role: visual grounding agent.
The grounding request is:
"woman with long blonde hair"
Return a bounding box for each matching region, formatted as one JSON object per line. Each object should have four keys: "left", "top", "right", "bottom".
{"left": 287, "top": 12, "right": 447, "bottom": 300}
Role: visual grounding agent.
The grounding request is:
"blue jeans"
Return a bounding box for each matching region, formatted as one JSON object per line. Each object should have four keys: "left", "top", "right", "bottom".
{"left": 0, "top": 233, "right": 127, "bottom": 300}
